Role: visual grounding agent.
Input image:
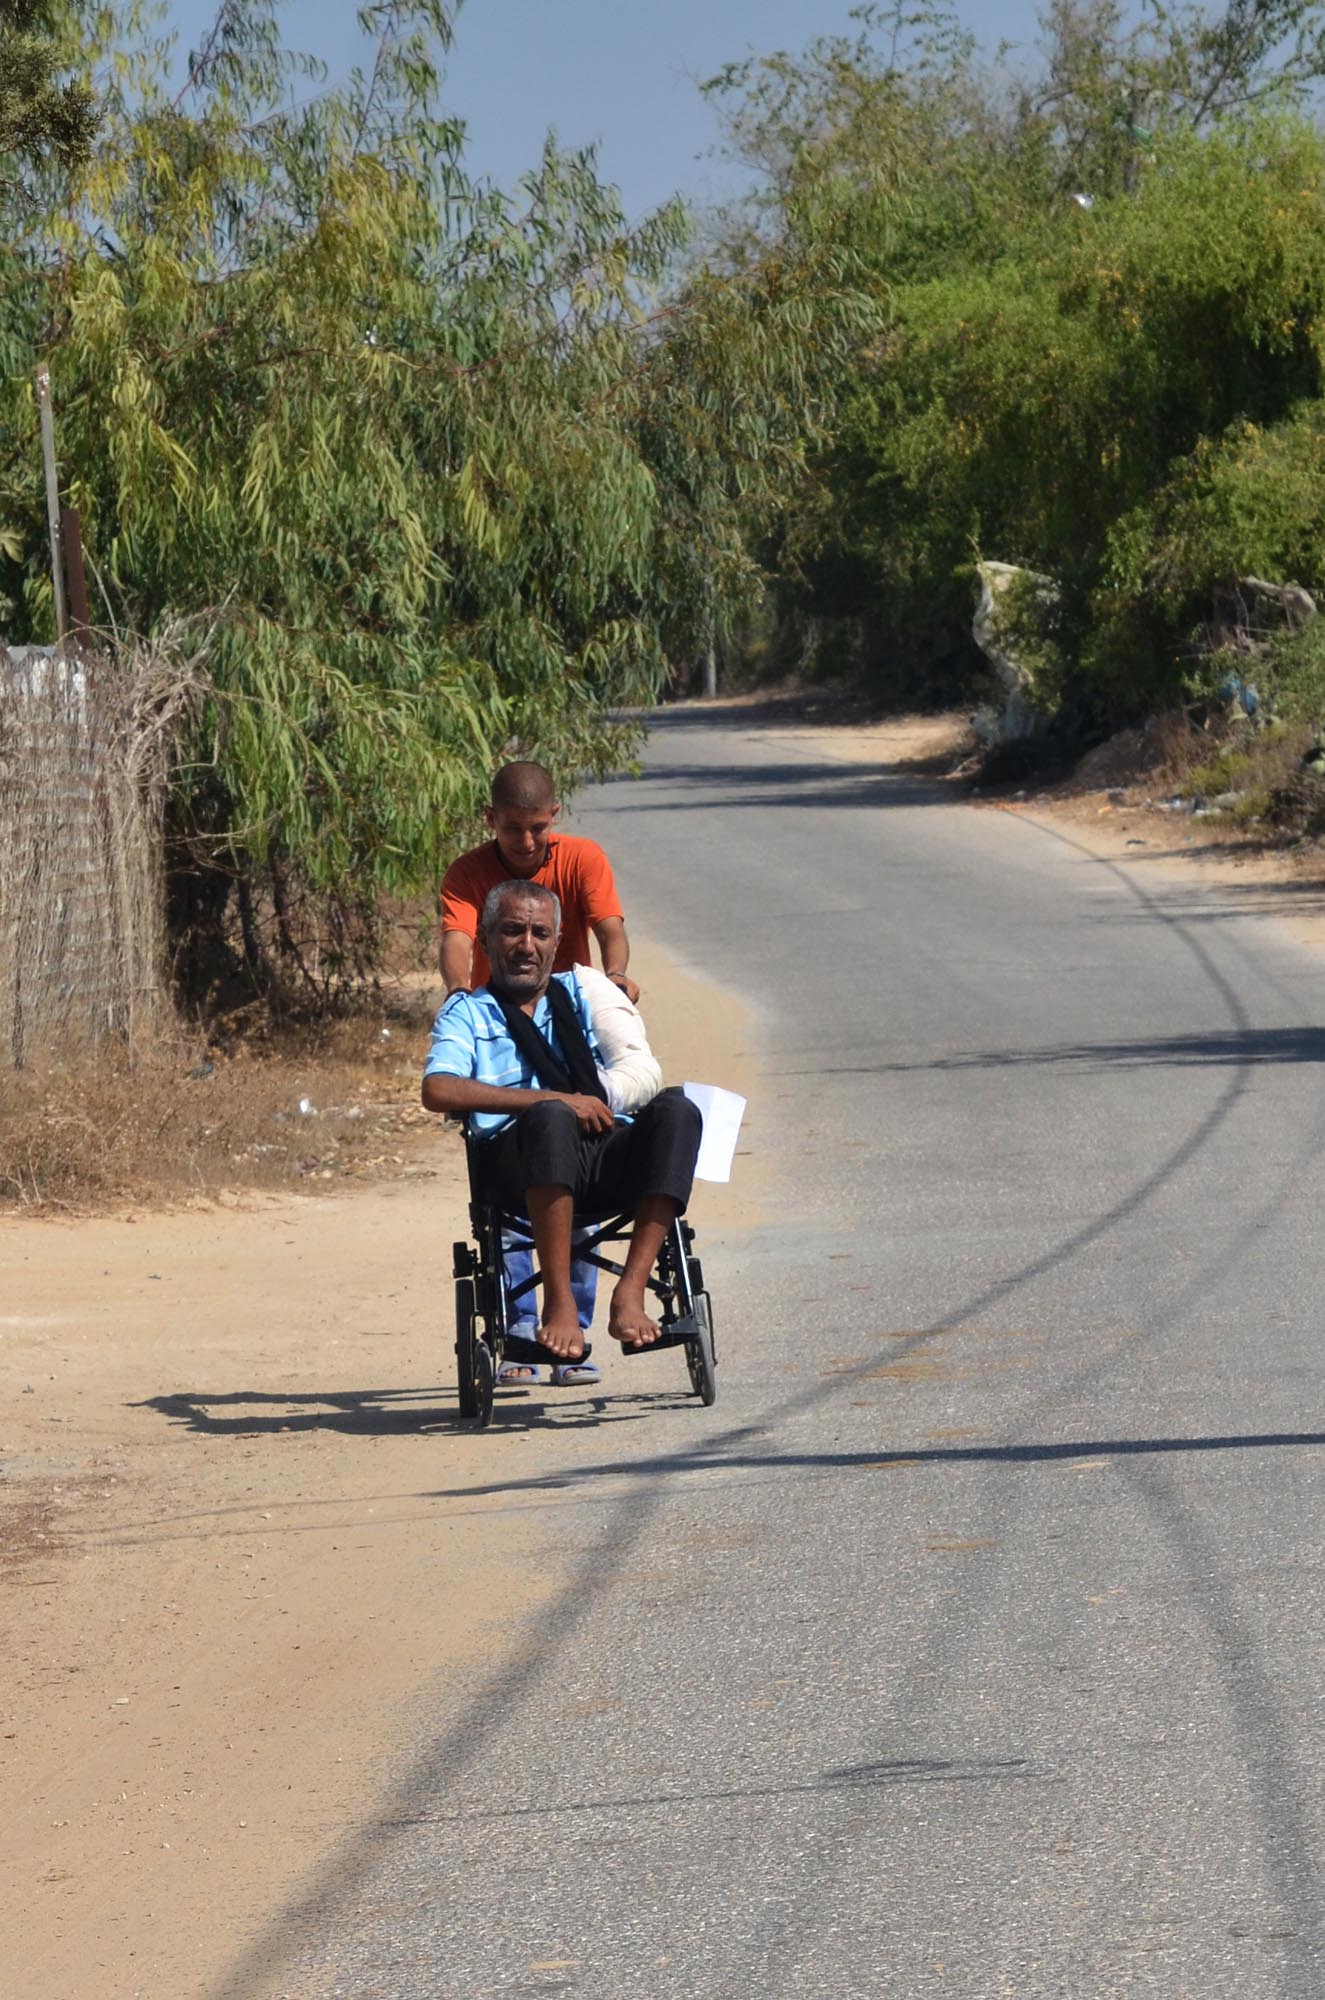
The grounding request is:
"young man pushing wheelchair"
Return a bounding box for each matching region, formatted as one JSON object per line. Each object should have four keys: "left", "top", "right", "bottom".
{"left": 421, "top": 880, "right": 702, "bottom": 1363}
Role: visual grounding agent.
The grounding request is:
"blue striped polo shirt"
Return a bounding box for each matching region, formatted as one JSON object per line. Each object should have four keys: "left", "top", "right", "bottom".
{"left": 422, "top": 970, "right": 606, "bottom": 1137}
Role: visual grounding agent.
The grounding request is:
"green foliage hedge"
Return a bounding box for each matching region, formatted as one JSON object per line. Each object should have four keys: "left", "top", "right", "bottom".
{"left": 714, "top": 3, "right": 1325, "bottom": 732}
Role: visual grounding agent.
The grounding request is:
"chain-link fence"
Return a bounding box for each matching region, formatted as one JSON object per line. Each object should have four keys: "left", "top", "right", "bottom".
{"left": 0, "top": 641, "right": 193, "bottom": 1067}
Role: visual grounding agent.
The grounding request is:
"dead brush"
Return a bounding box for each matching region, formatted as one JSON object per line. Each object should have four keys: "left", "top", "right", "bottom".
{"left": 1165, "top": 720, "right": 1316, "bottom": 823}
{"left": 0, "top": 994, "right": 440, "bottom": 1211}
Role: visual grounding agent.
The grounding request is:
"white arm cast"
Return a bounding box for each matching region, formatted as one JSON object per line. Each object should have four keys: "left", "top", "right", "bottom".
{"left": 574, "top": 963, "right": 663, "bottom": 1115}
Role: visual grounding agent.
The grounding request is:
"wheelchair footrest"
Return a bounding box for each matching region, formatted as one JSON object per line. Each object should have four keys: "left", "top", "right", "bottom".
{"left": 502, "top": 1332, "right": 594, "bottom": 1369}
{"left": 619, "top": 1317, "right": 699, "bottom": 1356}
{"left": 501, "top": 1319, "right": 700, "bottom": 1365}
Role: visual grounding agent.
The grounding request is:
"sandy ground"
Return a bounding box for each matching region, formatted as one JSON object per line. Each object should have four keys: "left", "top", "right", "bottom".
{"left": 0, "top": 937, "right": 759, "bottom": 2000}
{"left": 6, "top": 703, "right": 1325, "bottom": 2000}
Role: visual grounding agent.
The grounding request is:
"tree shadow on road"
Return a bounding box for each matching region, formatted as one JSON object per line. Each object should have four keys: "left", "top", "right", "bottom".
{"left": 777, "top": 1024, "right": 1325, "bottom": 1078}
{"left": 426, "top": 1427, "right": 1325, "bottom": 1503}
{"left": 599, "top": 758, "right": 945, "bottom": 812}
{"left": 390, "top": 1753, "right": 1041, "bottom": 1831}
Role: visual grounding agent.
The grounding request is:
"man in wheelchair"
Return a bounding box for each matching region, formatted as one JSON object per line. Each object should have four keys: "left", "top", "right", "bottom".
{"left": 421, "top": 880, "right": 702, "bottom": 1365}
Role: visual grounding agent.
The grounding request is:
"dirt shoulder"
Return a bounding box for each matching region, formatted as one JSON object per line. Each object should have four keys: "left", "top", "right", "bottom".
{"left": 0, "top": 934, "right": 759, "bottom": 2000}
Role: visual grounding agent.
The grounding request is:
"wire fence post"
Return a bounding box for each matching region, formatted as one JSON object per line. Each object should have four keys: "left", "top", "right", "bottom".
{"left": 34, "top": 365, "right": 67, "bottom": 644}
{"left": 60, "top": 506, "right": 92, "bottom": 643}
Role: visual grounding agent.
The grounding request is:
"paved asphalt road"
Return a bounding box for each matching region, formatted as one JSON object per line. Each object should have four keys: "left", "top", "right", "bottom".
{"left": 285, "top": 712, "right": 1324, "bottom": 1999}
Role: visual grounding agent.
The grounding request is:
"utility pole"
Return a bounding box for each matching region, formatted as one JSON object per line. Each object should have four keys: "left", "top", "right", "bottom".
{"left": 34, "top": 365, "right": 67, "bottom": 643}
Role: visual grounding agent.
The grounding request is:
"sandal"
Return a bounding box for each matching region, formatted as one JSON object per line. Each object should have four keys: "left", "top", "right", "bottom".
{"left": 497, "top": 1360, "right": 546, "bottom": 1387}
{"left": 550, "top": 1359, "right": 602, "bottom": 1387}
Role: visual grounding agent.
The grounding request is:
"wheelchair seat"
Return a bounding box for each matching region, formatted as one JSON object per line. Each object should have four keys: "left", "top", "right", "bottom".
{"left": 451, "top": 1125, "right": 717, "bottom": 1427}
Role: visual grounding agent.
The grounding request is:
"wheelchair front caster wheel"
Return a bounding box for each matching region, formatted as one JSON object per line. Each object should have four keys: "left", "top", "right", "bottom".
{"left": 686, "top": 1292, "right": 717, "bottom": 1407}
{"left": 455, "top": 1276, "right": 495, "bottom": 1426}
{"left": 471, "top": 1337, "right": 495, "bottom": 1427}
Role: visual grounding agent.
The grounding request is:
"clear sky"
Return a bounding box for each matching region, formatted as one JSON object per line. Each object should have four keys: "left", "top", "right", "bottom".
{"left": 162, "top": 0, "right": 1050, "bottom": 221}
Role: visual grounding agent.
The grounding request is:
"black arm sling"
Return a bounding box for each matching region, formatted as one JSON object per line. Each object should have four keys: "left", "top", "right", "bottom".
{"left": 491, "top": 980, "right": 608, "bottom": 1105}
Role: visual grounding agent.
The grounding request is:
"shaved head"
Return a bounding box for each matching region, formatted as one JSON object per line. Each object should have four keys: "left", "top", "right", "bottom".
{"left": 491, "top": 761, "right": 556, "bottom": 812}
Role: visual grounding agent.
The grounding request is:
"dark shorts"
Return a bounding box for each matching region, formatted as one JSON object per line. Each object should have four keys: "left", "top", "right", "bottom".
{"left": 474, "top": 1086, "right": 702, "bottom": 1217}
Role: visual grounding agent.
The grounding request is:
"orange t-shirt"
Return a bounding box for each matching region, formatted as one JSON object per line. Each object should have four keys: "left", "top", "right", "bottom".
{"left": 440, "top": 833, "right": 624, "bottom": 988}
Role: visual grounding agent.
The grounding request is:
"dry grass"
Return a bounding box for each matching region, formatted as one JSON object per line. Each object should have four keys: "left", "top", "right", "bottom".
{"left": 0, "top": 984, "right": 442, "bottom": 1211}
{"left": 1045, "top": 711, "right": 1325, "bottom": 843}
{"left": 1152, "top": 718, "right": 1313, "bottom": 816}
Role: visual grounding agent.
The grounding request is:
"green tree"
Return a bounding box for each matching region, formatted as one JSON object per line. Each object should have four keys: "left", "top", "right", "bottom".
{"left": 0, "top": 0, "right": 97, "bottom": 181}
{"left": 706, "top": 0, "right": 1325, "bottom": 718}
{"left": 0, "top": 0, "right": 871, "bottom": 1003}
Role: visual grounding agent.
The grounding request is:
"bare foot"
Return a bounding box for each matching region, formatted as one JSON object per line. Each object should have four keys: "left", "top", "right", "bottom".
{"left": 536, "top": 1303, "right": 585, "bottom": 1361}
{"left": 608, "top": 1285, "right": 661, "bottom": 1349}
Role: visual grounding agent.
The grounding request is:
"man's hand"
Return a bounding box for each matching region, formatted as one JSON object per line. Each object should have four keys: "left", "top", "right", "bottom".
{"left": 560, "top": 1092, "right": 616, "bottom": 1134}
{"left": 422, "top": 1075, "right": 617, "bottom": 1124}
{"left": 592, "top": 917, "right": 637, "bottom": 1004}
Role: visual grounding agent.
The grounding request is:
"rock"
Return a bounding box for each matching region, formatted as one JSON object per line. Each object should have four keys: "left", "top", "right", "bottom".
{"left": 971, "top": 561, "right": 1062, "bottom": 745}
{"left": 1241, "top": 576, "right": 1317, "bottom": 628}
{"left": 1199, "top": 577, "right": 1317, "bottom": 684}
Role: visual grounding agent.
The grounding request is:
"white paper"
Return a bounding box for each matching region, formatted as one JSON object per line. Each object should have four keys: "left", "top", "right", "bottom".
{"left": 683, "top": 1082, "right": 747, "bottom": 1183}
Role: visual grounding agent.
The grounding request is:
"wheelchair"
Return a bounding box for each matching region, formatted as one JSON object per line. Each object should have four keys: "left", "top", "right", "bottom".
{"left": 452, "top": 1129, "right": 717, "bottom": 1427}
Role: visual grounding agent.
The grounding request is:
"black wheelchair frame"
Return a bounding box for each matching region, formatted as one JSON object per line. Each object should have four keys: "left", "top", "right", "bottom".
{"left": 452, "top": 1131, "right": 717, "bottom": 1427}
